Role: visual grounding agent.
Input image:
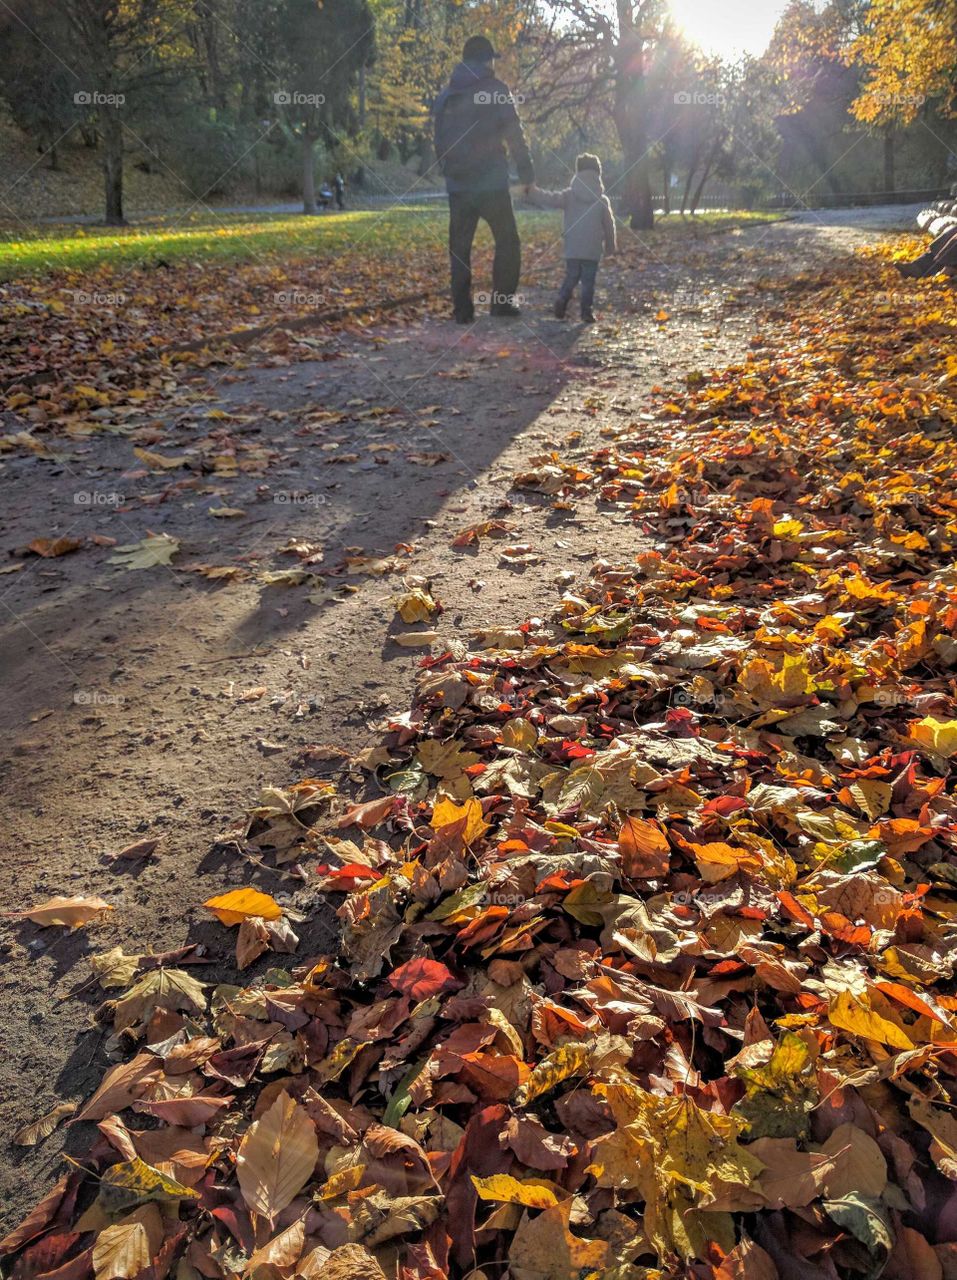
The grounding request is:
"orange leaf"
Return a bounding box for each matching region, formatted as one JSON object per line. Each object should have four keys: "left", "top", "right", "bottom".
{"left": 203, "top": 888, "right": 282, "bottom": 926}
{"left": 619, "top": 817, "right": 670, "bottom": 878}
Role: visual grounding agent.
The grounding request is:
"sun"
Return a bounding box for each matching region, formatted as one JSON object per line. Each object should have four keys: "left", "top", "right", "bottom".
{"left": 666, "top": 0, "right": 791, "bottom": 61}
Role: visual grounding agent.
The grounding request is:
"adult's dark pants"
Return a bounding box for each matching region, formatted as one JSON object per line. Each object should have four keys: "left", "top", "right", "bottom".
{"left": 448, "top": 188, "right": 521, "bottom": 318}
{"left": 905, "top": 224, "right": 957, "bottom": 276}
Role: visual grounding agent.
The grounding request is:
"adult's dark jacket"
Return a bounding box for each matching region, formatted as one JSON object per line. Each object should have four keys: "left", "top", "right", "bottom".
{"left": 433, "top": 60, "right": 534, "bottom": 194}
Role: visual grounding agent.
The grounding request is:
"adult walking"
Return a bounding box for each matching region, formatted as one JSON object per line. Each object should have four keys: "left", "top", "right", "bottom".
{"left": 333, "top": 172, "right": 345, "bottom": 210}
{"left": 433, "top": 35, "right": 534, "bottom": 323}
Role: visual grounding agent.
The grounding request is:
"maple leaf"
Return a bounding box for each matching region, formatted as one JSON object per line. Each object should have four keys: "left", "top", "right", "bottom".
{"left": 108, "top": 535, "right": 180, "bottom": 570}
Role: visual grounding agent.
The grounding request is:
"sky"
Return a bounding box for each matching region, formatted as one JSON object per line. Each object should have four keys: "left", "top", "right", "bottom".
{"left": 666, "top": 0, "right": 792, "bottom": 61}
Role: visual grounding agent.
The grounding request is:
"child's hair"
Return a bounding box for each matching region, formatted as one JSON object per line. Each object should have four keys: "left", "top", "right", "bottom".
{"left": 576, "top": 153, "right": 601, "bottom": 174}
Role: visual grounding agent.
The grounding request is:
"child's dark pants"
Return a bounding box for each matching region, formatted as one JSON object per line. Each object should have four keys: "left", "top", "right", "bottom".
{"left": 558, "top": 258, "right": 599, "bottom": 315}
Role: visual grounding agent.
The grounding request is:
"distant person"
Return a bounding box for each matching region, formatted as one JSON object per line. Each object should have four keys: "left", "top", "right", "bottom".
{"left": 433, "top": 34, "right": 534, "bottom": 323}
{"left": 333, "top": 172, "right": 345, "bottom": 210}
{"left": 528, "top": 154, "right": 617, "bottom": 323}
{"left": 897, "top": 223, "right": 957, "bottom": 278}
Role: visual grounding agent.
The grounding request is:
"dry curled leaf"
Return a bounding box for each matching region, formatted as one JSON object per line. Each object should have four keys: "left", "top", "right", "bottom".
{"left": 20, "top": 896, "right": 113, "bottom": 928}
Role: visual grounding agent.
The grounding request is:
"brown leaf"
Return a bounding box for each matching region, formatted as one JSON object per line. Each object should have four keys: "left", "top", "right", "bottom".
{"left": 27, "top": 537, "right": 83, "bottom": 558}
{"left": 13, "top": 1102, "right": 77, "bottom": 1147}
{"left": 75, "top": 1055, "right": 160, "bottom": 1123}
{"left": 21, "top": 897, "right": 113, "bottom": 928}
{"left": 91, "top": 1205, "right": 162, "bottom": 1280}
{"left": 112, "top": 839, "right": 160, "bottom": 862}
{"left": 236, "top": 1090, "right": 318, "bottom": 1222}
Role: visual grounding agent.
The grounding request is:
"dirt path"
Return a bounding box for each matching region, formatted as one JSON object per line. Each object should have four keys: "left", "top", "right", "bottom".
{"left": 0, "top": 215, "right": 894, "bottom": 1227}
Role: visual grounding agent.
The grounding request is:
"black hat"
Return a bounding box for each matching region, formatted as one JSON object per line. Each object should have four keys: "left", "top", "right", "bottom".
{"left": 463, "top": 35, "right": 499, "bottom": 63}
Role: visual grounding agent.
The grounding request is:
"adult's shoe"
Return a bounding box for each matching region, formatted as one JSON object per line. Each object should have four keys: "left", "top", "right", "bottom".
{"left": 553, "top": 299, "right": 567, "bottom": 319}
{"left": 490, "top": 301, "right": 522, "bottom": 318}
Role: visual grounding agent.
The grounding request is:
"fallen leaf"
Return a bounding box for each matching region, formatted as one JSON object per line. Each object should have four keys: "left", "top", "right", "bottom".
{"left": 236, "top": 1090, "right": 318, "bottom": 1222}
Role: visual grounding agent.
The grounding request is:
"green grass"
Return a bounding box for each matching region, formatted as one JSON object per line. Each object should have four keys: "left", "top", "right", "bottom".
{"left": 0, "top": 206, "right": 782, "bottom": 281}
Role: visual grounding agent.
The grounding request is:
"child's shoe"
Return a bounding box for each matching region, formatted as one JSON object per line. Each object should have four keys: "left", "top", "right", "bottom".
{"left": 554, "top": 298, "right": 567, "bottom": 319}
{"left": 581, "top": 309, "right": 596, "bottom": 323}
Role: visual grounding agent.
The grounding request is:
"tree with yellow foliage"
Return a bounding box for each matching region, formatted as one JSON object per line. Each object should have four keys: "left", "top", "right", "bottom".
{"left": 850, "top": 0, "right": 957, "bottom": 126}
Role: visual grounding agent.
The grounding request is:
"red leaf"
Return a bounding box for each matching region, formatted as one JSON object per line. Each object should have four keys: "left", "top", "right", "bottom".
{"left": 388, "top": 957, "right": 460, "bottom": 1001}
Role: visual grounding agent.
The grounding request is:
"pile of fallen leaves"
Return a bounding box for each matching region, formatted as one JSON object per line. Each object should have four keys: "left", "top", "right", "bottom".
{"left": 5, "top": 255, "right": 957, "bottom": 1280}
{"left": 0, "top": 231, "right": 562, "bottom": 448}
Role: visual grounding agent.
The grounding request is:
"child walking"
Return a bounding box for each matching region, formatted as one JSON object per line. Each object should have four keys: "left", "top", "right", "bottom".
{"left": 529, "top": 154, "right": 617, "bottom": 322}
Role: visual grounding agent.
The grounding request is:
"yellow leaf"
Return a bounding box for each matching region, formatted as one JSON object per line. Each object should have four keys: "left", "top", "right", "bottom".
{"left": 502, "top": 717, "right": 538, "bottom": 751}
{"left": 204, "top": 887, "right": 283, "bottom": 925}
{"left": 908, "top": 716, "right": 957, "bottom": 757}
{"left": 515, "top": 1043, "right": 591, "bottom": 1105}
{"left": 472, "top": 1174, "right": 562, "bottom": 1208}
{"left": 828, "top": 990, "right": 914, "bottom": 1050}
{"left": 395, "top": 588, "right": 437, "bottom": 623}
{"left": 317, "top": 1164, "right": 366, "bottom": 1200}
{"left": 22, "top": 896, "right": 112, "bottom": 928}
{"left": 132, "top": 448, "right": 189, "bottom": 470}
{"left": 588, "top": 1085, "right": 760, "bottom": 1259}
{"left": 430, "top": 796, "right": 489, "bottom": 845}
{"left": 236, "top": 1090, "right": 318, "bottom": 1222}
{"left": 772, "top": 518, "right": 805, "bottom": 538}
{"left": 98, "top": 1158, "right": 199, "bottom": 1214}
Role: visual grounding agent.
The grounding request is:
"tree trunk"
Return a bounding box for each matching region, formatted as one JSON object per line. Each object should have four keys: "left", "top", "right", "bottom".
{"left": 883, "top": 127, "right": 896, "bottom": 194}
{"left": 358, "top": 64, "right": 366, "bottom": 126}
{"left": 302, "top": 134, "right": 318, "bottom": 214}
{"left": 690, "top": 161, "right": 715, "bottom": 215}
{"left": 661, "top": 164, "right": 671, "bottom": 215}
{"left": 680, "top": 160, "right": 699, "bottom": 216}
{"left": 612, "top": 3, "right": 654, "bottom": 231}
{"left": 690, "top": 136, "right": 724, "bottom": 215}
{"left": 100, "top": 107, "right": 125, "bottom": 225}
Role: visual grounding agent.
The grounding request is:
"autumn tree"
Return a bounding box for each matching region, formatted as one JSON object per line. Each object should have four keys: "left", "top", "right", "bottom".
{"left": 0, "top": 1, "right": 82, "bottom": 172}
{"left": 66, "top": 0, "right": 198, "bottom": 223}
{"left": 524, "top": 0, "right": 671, "bottom": 230}
{"left": 849, "top": 0, "right": 957, "bottom": 138}
{"left": 365, "top": 0, "right": 532, "bottom": 175}
{"left": 270, "top": 0, "right": 375, "bottom": 214}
